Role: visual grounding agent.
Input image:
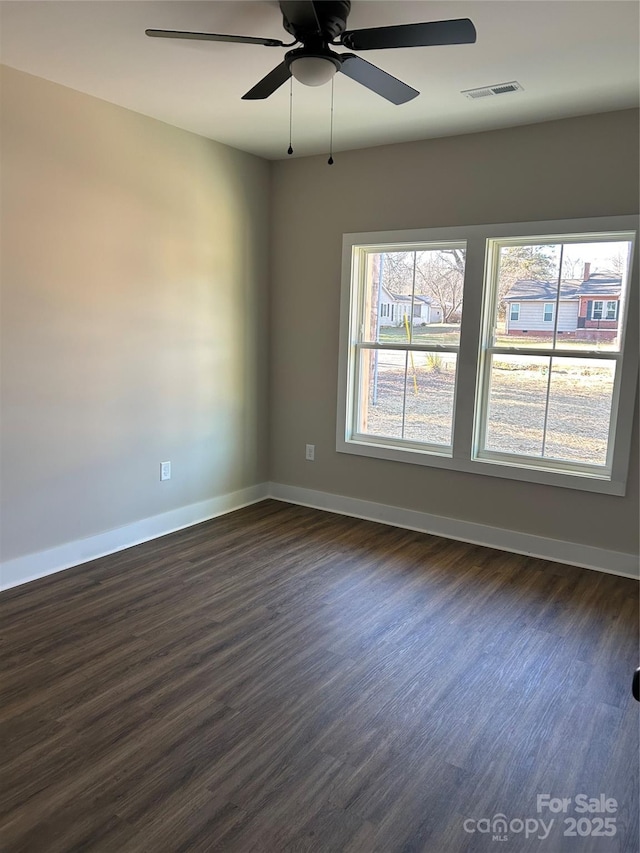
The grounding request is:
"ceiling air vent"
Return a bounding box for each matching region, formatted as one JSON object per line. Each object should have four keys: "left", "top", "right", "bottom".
{"left": 462, "top": 81, "right": 524, "bottom": 100}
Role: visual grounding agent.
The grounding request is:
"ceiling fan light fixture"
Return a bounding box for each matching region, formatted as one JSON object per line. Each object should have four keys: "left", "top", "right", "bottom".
{"left": 147, "top": 3, "right": 476, "bottom": 103}
{"left": 289, "top": 55, "right": 339, "bottom": 86}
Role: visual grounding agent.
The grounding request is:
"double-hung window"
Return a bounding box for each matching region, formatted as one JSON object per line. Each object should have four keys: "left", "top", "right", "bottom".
{"left": 340, "top": 242, "right": 465, "bottom": 455}
{"left": 337, "top": 216, "right": 638, "bottom": 495}
{"left": 475, "top": 232, "right": 633, "bottom": 479}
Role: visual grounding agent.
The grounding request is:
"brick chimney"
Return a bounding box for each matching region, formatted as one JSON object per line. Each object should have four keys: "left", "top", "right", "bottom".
{"left": 583, "top": 262, "right": 591, "bottom": 281}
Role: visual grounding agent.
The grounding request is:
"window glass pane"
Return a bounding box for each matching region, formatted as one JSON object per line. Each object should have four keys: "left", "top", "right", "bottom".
{"left": 363, "top": 247, "right": 466, "bottom": 346}
{"left": 484, "top": 355, "right": 550, "bottom": 456}
{"left": 483, "top": 355, "right": 617, "bottom": 467}
{"left": 495, "top": 244, "right": 561, "bottom": 348}
{"left": 493, "top": 239, "right": 632, "bottom": 352}
{"left": 357, "top": 349, "right": 407, "bottom": 439}
{"left": 543, "top": 358, "right": 616, "bottom": 466}
{"left": 376, "top": 251, "right": 414, "bottom": 344}
{"left": 560, "top": 240, "right": 630, "bottom": 353}
{"left": 356, "top": 349, "right": 456, "bottom": 447}
{"left": 403, "top": 353, "right": 457, "bottom": 446}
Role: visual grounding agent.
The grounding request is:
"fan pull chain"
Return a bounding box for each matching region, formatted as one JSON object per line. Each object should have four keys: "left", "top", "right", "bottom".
{"left": 327, "top": 77, "right": 335, "bottom": 165}
{"left": 287, "top": 78, "right": 294, "bottom": 155}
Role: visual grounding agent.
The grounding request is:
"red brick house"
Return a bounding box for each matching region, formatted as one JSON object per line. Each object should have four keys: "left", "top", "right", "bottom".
{"left": 576, "top": 272, "right": 621, "bottom": 333}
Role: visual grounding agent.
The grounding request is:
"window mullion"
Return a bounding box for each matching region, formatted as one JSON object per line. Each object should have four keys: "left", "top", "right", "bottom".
{"left": 452, "top": 236, "right": 487, "bottom": 460}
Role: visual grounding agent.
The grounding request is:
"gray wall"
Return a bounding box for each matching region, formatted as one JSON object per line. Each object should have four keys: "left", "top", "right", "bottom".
{"left": 269, "top": 110, "right": 639, "bottom": 556}
{"left": 0, "top": 66, "right": 270, "bottom": 562}
{"left": 2, "top": 65, "right": 637, "bottom": 568}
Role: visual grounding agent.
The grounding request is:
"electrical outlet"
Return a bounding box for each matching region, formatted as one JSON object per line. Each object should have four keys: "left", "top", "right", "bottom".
{"left": 305, "top": 444, "right": 315, "bottom": 461}
{"left": 160, "top": 461, "right": 171, "bottom": 481}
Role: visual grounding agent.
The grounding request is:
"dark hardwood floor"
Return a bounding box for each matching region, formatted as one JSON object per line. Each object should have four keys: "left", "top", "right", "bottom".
{"left": 1, "top": 499, "right": 638, "bottom": 852}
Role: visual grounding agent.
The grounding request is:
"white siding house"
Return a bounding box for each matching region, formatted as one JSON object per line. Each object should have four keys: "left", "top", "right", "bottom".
{"left": 379, "top": 285, "right": 442, "bottom": 326}
{"left": 505, "top": 299, "right": 579, "bottom": 333}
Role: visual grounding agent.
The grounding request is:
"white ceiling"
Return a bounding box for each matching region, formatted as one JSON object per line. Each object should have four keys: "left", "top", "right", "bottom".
{"left": 0, "top": 1, "right": 638, "bottom": 160}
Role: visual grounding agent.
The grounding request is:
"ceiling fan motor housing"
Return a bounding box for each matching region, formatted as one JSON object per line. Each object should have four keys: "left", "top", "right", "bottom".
{"left": 282, "top": 1, "right": 351, "bottom": 43}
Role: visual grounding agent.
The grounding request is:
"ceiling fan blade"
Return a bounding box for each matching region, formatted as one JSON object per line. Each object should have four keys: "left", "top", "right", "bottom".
{"left": 339, "top": 54, "right": 418, "bottom": 105}
{"left": 279, "top": 1, "right": 321, "bottom": 34}
{"left": 145, "top": 29, "right": 287, "bottom": 47}
{"left": 340, "top": 18, "right": 477, "bottom": 51}
{"left": 242, "top": 62, "right": 292, "bottom": 100}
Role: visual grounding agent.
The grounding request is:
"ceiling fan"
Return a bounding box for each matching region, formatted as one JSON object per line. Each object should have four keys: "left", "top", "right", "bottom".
{"left": 146, "top": 1, "right": 476, "bottom": 105}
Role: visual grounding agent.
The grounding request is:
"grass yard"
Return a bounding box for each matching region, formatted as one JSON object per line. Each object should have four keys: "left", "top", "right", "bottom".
{"left": 379, "top": 324, "right": 461, "bottom": 346}
{"left": 378, "top": 323, "right": 619, "bottom": 352}
{"left": 494, "top": 333, "right": 618, "bottom": 351}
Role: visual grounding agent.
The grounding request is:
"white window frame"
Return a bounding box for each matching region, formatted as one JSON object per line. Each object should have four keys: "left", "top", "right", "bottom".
{"left": 510, "top": 303, "right": 520, "bottom": 321}
{"left": 338, "top": 239, "right": 466, "bottom": 458}
{"left": 337, "top": 215, "right": 638, "bottom": 496}
{"left": 606, "top": 300, "right": 617, "bottom": 320}
{"left": 543, "top": 302, "right": 554, "bottom": 322}
{"left": 593, "top": 300, "right": 604, "bottom": 320}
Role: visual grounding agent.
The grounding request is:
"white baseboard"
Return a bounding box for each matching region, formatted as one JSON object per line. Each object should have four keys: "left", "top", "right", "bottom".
{"left": 268, "top": 482, "right": 640, "bottom": 580}
{"left": 0, "top": 483, "right": 270, "bottom": 592}
{"left": 3, "top": 480, "right": 637, "bottom": 592}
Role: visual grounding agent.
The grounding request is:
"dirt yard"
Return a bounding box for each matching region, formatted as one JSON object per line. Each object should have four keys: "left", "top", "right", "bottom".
{"left": 362, "top": 357, "right": 614, "bottom": 466}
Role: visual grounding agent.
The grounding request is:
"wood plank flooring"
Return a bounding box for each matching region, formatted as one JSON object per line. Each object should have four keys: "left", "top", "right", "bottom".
{"left": 1, "top": 499, "right": 638, "bottom": 852}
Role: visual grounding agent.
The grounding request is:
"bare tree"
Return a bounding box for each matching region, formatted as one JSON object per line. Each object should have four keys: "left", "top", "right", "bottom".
{"left": 379, "top": 245, "right": 556, "bottom": 325}
{"left": 379, "top": 250, "right": 465, "bottom": 324}
{"left": 379, "top": 252, "right": 414, "bottom": 296}
{"left": 414, "top": 252, "right": 464, "bottom": 323}
{"left": 440, "top": 248, "right": 466, "bottom": 278}
{"left": 561, "top": 255, "right": 584, "bottom": 280}
{"left": 603, "top": 248, "right": 629, "bottom": 278}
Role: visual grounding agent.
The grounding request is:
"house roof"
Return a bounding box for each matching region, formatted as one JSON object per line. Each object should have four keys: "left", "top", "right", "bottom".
{"left": 503, "top": 280, "right": 579, "bottom": 301}
{"left": 574, "top": 274, "right": 622, "bottom": 297}
{"left": 381, "top": 285, "right": 432, "bottom": 305}
{"left": 503, "top": 272, "right": 622, "bottom": 301}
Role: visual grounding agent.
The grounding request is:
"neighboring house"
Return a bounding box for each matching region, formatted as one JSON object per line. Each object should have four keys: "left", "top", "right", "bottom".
{"left": 503, "top": 265, "right": 622, "bottom": 339}
{"left": 576, "top": 273, "right": 621, "bottom": 332}
{"left": 379, "top": 284, "right": 443, "bottom": 326}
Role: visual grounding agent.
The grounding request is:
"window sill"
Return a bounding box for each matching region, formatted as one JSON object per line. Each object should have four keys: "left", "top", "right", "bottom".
{"left": 337, "top": 436, "right": 627, "bottom": 496}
